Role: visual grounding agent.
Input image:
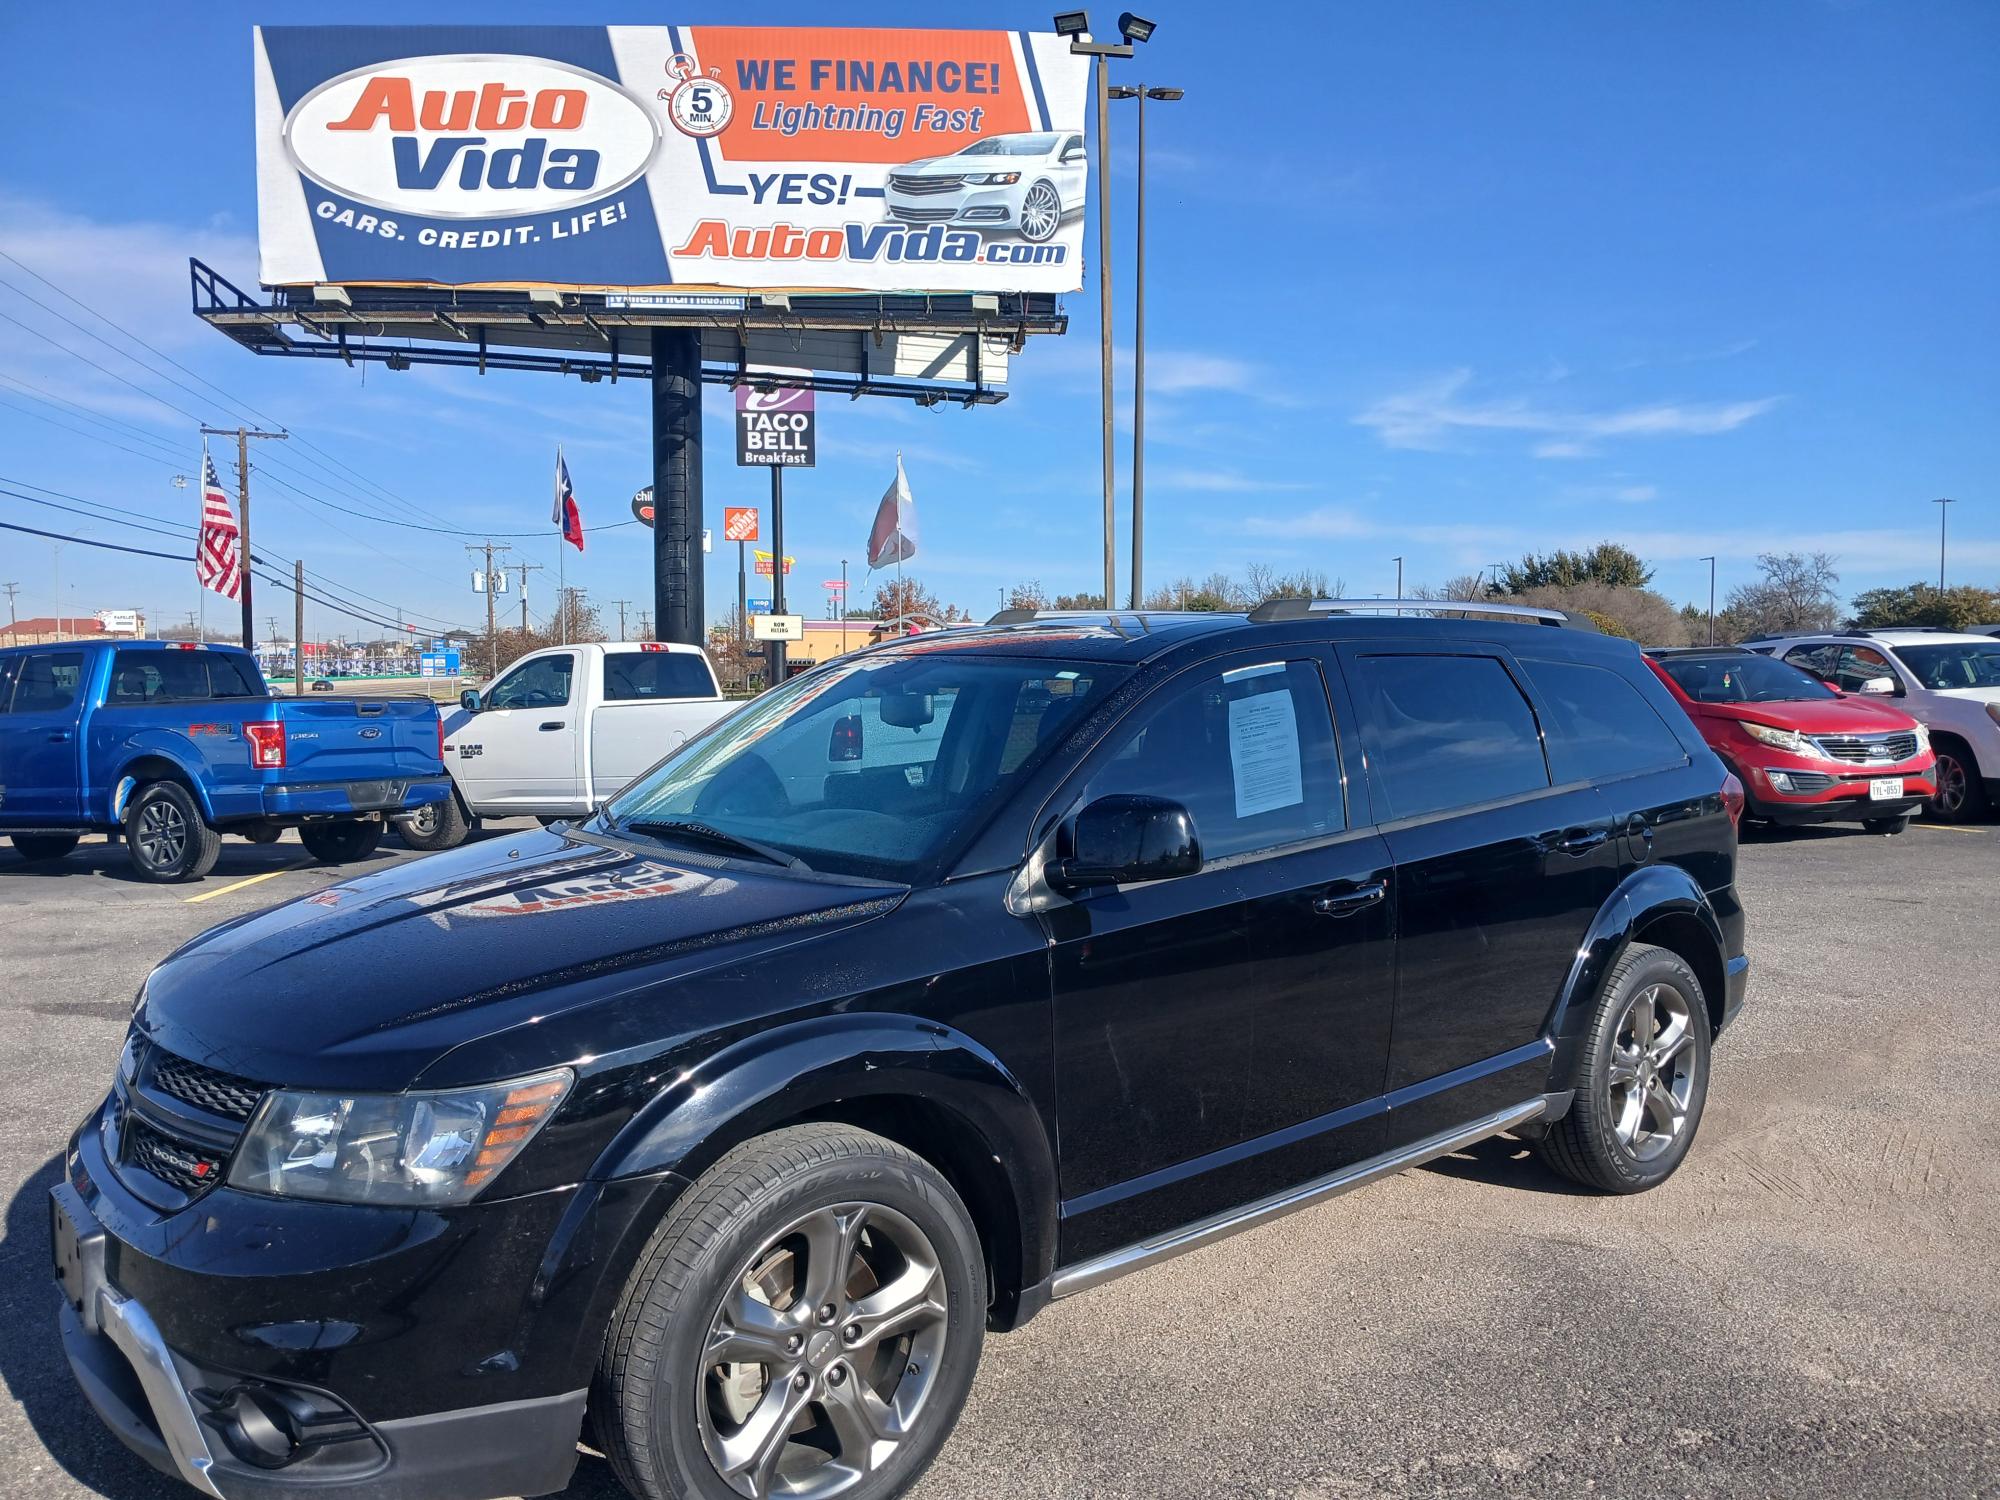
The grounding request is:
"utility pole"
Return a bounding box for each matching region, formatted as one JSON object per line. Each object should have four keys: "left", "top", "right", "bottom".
{"left": 466, "top": 541, "right": 512, "bottom": 677}
{"left": 1935, "top": 497, "right": 1955, "bottom": 592}
{"left": 512, "top": 562, "right": 544, "bottom": 637}
{"left": 1, "top": 581, "right": 18, "bottom": 631}
{"left": 611, "top": 598, "right": 632, "bottom": 641}
{"left": 293, "top": 560, "right": 306, "bottom": 696}
{"left": 1700, "top": 556, "right": 1717, "bottom": 645}
{"left": 637, "top": 610, "right": 652, "bottom": 641}
{"left": 200, "top": 425, "right": 287, "bottom": 649}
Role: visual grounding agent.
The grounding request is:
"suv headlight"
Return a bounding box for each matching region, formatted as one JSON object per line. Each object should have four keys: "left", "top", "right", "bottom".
{"left": 228, "top": 1068, "right": 572, "bottom": 1207}
{"left": 1912, "top": 722, "right": 1931, "bottom": 754}
{"left": 1742, "top": 721, "right": 1809, "bottom": 754}
{"left": 964, "top": 171, "right": 1021, "bottom": 184}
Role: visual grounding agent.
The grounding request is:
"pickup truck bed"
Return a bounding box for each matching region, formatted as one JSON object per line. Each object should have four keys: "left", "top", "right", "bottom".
{"left": 0, "top": 641, "right": 449, "bottom": 881}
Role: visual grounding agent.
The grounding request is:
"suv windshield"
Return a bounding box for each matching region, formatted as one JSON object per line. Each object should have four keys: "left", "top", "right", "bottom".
{"left": 1660, "top": 654, "right": 1836, "bottom": 704}
{"left": 1892, "top": 640, "right": 2000, "bottom": 690}
{"left": 602, "top": 653, "right": 1118, "bottom": 881}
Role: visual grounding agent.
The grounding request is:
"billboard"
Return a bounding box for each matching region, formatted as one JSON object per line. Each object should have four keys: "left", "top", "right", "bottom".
{"left": 255, "top": 26, "right": 1090, "bottom": 294}
{"left": 736, "top": 384, "right": 815, "bottom": 467}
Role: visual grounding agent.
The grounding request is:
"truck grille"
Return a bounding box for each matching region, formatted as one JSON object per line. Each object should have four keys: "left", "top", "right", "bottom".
{"left": 124, "top": 1114, "right": 227, "bottom": 1197}
{"left": 887, "top": 174, "right": 963, "bottom": 195}
{"left": 1811, "top": 731, "right": 1920, "bottom": 764}
{"left": 149, "top": 1052, "right": 265, "bottom": 1121}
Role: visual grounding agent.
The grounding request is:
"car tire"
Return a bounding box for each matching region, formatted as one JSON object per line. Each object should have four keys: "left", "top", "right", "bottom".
{"left": 1537, "top": 943, "right": 1711, "bottom": 1195}
{"left": 594, "top": 1124, "right": 986, "bottom": 1500}
{"left": 10, "top": 833, "right": 80, "bottom": 863}
{"left": 123, "top": 782, "right": 223, "bottom": 883}
{"left": 240, "top": 824, "right": 284, "bottom": 845}
{"left": 1863, "top": 814, "right": 1912, "bottom": 836}
{"left": 1018, "top": 179, "right": 1062, "bottom": 243}
{"left": 297, "top": 819, "right": 385, "bottom": 864}
{"left": 1928, "top": 743, "right": 1987, "bottom": 824}
{"left": 397, "top": 796, "right": 473, "bottom": 852}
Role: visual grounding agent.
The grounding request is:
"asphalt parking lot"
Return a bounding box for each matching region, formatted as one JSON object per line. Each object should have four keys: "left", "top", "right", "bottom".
{"left": 1, "top": 819, "right": 1994, "bottom": 1500}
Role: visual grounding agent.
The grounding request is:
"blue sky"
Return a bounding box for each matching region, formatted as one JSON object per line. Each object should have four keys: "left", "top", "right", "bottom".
{"left": 2, "top": 1, "right": 1995, "bottom": 641}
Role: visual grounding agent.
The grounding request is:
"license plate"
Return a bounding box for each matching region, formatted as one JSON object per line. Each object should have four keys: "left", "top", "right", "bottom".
{"left": 49, "top": 1183, "right": 106, "bottom": 1331}
{"left": 1869, "top": 777, "right": 1903, "bottom": 801}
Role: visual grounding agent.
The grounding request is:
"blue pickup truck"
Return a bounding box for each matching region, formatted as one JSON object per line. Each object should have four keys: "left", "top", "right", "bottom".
{"left": 0, "top": 640, "right": 450, "bottom": 881}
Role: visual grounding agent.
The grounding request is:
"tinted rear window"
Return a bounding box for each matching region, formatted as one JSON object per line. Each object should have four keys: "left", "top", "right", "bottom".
{"left": 1522, "top": 658, "right": 1688, "bottom": 783}
{"left": 9, "top": 651, "right": 85, "bottom": 713}
{"left": 1350, "top": 654, "right": 1550, "bottom": 820}
{"left": 603, "top": 650, "right": 716, "bottom": 701}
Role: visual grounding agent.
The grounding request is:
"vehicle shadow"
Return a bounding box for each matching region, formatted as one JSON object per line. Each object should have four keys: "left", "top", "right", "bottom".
{"left": 1420, "top": 1133, "right": 1596, "bottom": 1196}
{"left": 0, "top": 1154, "right": 184, "bottom": 1499}
{"left": 0, "top": 823, "right": 518, "bottom": 887}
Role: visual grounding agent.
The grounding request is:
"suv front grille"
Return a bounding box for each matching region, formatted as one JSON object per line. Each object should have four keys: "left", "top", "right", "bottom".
{"left": 1812, "top": 731, "right": 1920, "bottom": 764}
{"left": 148, "top": 1052, "right": 264, "bottom": 1121}
{"left": 123, "top": 1113, "right": 226, "bottom": 1196}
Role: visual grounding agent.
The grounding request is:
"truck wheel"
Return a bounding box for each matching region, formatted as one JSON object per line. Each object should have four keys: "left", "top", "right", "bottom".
{"left": 1537, "top": 943, "right": 1711, "bottom": 1195}
{"left": 10, "top": 833, "right": 80, "bottom": 863}
{"left": 240, "top": 824, "right": 284, "bottom": 845}
{"left": 297, "top": 819, "right": 385, "bottom": 864}
{"left": 124, "top": 782, "right": 223, "bottom": 883}
{"left": 595, "top": 1124, "right": 985, "bottom": 1500}
{"left": 397, "top": 796, "right": 472, "bottom": 852}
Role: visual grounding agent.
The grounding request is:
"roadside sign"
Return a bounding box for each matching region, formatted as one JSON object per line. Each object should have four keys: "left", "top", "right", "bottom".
{"left": 748, "top": 596, "right": 772, "bottom": 613}
{"left": 736, "top": 382, "right": 816, "bottom": 468}
{"left": 821, "top": 579, "right": 846, "bottom": 591}
{"left": 724, "top": 507, "right": 759, "bottom": 543}
{"left": 631, "top": 487, "right": 654, "bottom": 527}
{"left": 751, "top": 614, "right": 804, "bottom": 641}
{"left": 754, "top": 551, "right": 795, "bottom": 577}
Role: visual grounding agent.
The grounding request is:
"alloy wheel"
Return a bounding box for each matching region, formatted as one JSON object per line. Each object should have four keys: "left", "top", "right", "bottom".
{"left": 698, "top": 1202, "right": 949, "bottom": 1500}
{"left": 136, "top": 799, "right": 188, "bottom": 869}
{"left": 406, "top": 803, "right": 440, "bottom": 835}
{"left": 1935, "top": 752, "right": 1968, "bottom": 817}
{"left": 1019, "top": 182, "right": 1060, "bottom": 242}
{"left": 1605, "top": 983, "right": 1697, "bottom": 1162}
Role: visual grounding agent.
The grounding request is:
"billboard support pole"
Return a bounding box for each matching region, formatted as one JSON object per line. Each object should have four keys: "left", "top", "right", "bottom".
{"left": 652, "top": 329, "right": 704, "bottom": 647}
{"left": 1093, "top": 52, "right": 1116, "bottom": 613}
{"left": 737, "top": 541, "right": 747, "bottom": 649}
{"left": 769, "top": 467, "right": 788, "bottom": 687}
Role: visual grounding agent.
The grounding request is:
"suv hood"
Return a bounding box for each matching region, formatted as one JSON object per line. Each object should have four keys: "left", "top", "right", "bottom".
{"left": 136, "top": 827, "right": 904, "bottom": 1091}
{"left": 1698, "top": 695, "right": 1920, "bottom": 734}
{"left": 1931, "top": 685, "right": 2000, "bottom": 706}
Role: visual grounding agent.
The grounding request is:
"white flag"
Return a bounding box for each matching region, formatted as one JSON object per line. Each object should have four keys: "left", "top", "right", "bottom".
{"left": 866, "top": 455, "right": 917, "bottom": 569}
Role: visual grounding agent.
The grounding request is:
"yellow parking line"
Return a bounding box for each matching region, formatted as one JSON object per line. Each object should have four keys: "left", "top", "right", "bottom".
{"left": 1914, "top": 823, "right": 1985, "bottom": 834}
{"left": 183, "top": 868, "right": 295, "bottom": 903}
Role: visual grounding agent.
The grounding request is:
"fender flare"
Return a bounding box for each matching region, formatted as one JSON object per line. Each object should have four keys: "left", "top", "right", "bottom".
{"left": 590, "top": 1011, "right": 1060, "bottom": 1312}
{"left": 1544, "top": 863, "right": 1728, "bottom": 1091}
{"left": 108, "top": 749, "right": 214, "bottom": 824}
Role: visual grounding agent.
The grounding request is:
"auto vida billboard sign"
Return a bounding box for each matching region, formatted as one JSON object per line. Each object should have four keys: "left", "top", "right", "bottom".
{"left": 256, "top": 26, "right": 1091, "bottom": 293}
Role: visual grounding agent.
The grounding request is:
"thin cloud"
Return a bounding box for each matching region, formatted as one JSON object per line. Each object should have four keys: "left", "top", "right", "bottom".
{"left": 1355, "top": 369, "right": 1781, "bottom": 455}
{"left": 1148, "top": 467, "right": 1314, "bottom": 494}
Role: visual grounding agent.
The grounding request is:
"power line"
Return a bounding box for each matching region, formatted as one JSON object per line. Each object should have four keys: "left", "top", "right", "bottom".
{"left": 0, "top": 392, "right": 188, "bottom": 470}
{"left": 0, "top": 306, "right": 214, "bottom": 425}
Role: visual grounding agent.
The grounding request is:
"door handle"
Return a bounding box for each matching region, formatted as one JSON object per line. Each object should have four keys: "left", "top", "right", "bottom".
{"left": 1548, "top": 827, "right": 1608, "bottom": 855}
{"left": 47, "top": 729, "right": 74, "bottom": 742}
{"left": 1313, "top": 879, "right": 1387, "bottom": 917}
{"left": 539, "top": 721, "right": 566, "bottom": 731}
{"left": 1626, "top": 816, "right": 1655, "bottom": 856}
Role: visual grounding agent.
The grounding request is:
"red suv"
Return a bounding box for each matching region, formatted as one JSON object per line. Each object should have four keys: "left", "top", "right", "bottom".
{"left": 1646, "top": 647, "right": 1935, "bottom": 833}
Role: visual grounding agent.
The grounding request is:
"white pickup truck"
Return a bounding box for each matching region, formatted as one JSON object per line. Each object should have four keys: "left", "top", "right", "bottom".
{"left": 396, "top": 641, "right": 736, "bottom": 849}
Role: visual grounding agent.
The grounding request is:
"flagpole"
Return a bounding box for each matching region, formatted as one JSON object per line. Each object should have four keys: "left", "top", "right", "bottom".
{"left": 196, "top": 443, "right": 207, "bottom": 642}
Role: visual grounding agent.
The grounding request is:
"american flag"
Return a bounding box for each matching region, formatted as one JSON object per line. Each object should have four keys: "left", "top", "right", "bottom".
{"left": 196, "top": 447, "right": 243, "bottom": 600}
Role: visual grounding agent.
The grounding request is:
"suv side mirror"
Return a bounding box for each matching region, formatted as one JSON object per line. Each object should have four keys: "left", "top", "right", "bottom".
{"left": 459, "top": 688, "right": 482, "bottom": 713}
{"left": 1856, "top": 676, "right": 1898, "bottom": 696}
{"left": 1052, "top": 794, "right": 1201, "bottom": 891}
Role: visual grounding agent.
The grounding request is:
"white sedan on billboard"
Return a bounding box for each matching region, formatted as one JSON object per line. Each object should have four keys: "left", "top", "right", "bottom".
{"left": 882, "top": 131, "right": 1087, "bottom": 243}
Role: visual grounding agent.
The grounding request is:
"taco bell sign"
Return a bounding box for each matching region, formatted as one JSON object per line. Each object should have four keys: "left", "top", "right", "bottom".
{"left": 735, "top": 383, "right": 815, "bottom": 468}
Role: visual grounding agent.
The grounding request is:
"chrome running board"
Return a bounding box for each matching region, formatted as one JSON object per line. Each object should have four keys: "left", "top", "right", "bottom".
{"left": 1050, "top": 1098, "right": 1549, "bottom": 1299}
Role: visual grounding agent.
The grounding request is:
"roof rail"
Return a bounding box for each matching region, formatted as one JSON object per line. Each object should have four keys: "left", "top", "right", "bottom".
{"left": 981, "top": 608, "right": 1220, "bottom": 628}
{"left": 1244, "top": 597, "right": 1596, "bottom": 630}
{"left": 1642, "top": 645, "right": 1752, "bottom": 657}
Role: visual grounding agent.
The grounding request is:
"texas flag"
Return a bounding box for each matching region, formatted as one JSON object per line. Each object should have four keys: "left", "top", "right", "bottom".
{"left": 553, "top": 447, "right": 584, "bottom": 552}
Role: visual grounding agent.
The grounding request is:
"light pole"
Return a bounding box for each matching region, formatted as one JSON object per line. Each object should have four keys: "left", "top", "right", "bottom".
{"left": 1700, "top": 556, "right": 1717, "bottom": 644}
{"left": 1055, "top": 10, "right": 1152, "bottom": 609}
{"left": 1109, "top": 80, "right": 1182, "bottom": 608}
{"left": 1935, "top": 497, "right": 1954, "bottom": 592}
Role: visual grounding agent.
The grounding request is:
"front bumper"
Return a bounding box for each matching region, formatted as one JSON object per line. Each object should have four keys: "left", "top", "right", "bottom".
{"left": 55, "top": 1109, "right": 680, "bottom": 1499}
{"left": 258, "top": 775, "right": 451, "bottom": 820}
{"left": 1739, "top": 761, "right": 1934, "bottom": 824}
{"left": 884, "top": 185, "right": 1023, "bottom": 228}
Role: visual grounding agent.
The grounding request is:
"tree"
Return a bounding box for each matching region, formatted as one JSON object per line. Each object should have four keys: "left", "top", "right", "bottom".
{"left": 1847, "top": 582, "right": 2000, "bottom": 631}
{"left": 1004, "top": 580, "right": 1050, "bottom": 611}
{"left": 1051, "top": 591, "right": 1107, "bottom": 609}
{"left": 1506, "top": 581, "right": 1690, "bottom": 646}
{"left": 862, "top": 576, "right": 946, "bottom": 626}
{"left": 1718, "top": 551, "right": 1841, "bottom": 640}
{"left": 1678, "top": 600, "right": 1712, "bottom": 643}
{"left": 1495, "top": 542, "right": 1654, "bottom": 594}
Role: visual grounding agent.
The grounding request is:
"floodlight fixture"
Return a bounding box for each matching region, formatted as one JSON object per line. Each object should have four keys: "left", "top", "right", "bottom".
{"left": 1052, "top": 10, "right": 1090, "bottom": 38}
{"left": 312, "top": 284, "right": 352, "bottom": 308}
{"left": 1147, "top": 86, "right": 1184, "bottom": 100}
{"left": 384, "top": 351, "right": 411, "bottom": 371}
{"left": 1118, "top": 12, "right": 1156, "bottom": 43}
{"left": 1106, "top": 84, "right": 1139, "bottom": 99}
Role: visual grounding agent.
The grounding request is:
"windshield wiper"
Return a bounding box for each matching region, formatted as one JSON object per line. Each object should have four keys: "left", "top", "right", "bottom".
{"left": 617, "top": 817, "right": 810, "bottom": 873}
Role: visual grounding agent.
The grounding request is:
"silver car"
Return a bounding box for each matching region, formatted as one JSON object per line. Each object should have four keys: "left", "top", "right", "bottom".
{"left": 883, "top": 130, "right": 1086, "bottom": 242}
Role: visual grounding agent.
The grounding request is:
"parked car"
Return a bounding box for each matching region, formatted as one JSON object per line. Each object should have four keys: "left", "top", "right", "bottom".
{"left": 53, "top": 602, "right": 1747, "bottom": 1500}
{"left": 1744, "top": 629, "right": 2000, "bottom": 821}
{"left": 0, "top": 640, "right": 449, "bottom": 880}
{"left": 1645, "top": 646, "right": 1935, "bottom": 833}
{"left": 400, "top": 641, "right": 736, "bottom": 851}
{"left": 882, "top": 129, "right": 1087, "bottom": 242}
{"left": 310, "top": 676, "right": 335, "bottom": 692}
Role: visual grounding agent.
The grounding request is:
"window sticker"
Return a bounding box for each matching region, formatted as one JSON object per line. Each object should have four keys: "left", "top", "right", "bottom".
{"left": 1227, "top": 689, "right": 1305, "bottom": 819}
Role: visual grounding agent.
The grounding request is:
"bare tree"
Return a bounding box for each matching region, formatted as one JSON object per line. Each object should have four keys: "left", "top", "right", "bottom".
{"left": 1719, "top": 551, "right": 1841, "bottom": 639}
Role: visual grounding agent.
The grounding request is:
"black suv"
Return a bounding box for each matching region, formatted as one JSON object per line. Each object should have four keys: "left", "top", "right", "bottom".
{"left": 53, "top": 601, "right": 1749, "bottom": 1500}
